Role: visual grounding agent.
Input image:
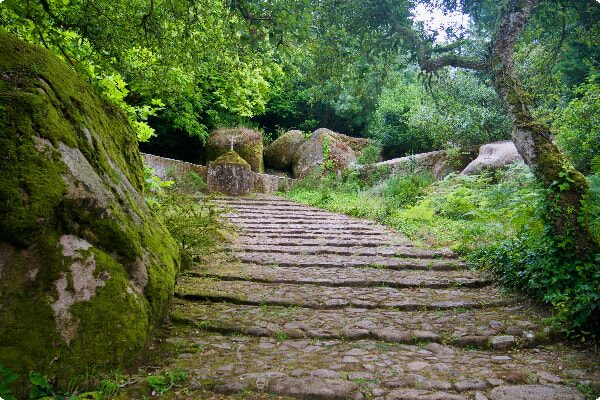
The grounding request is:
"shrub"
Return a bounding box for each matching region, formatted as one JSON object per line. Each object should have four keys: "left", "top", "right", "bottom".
{"left": 474, "top": 228, "right": 600, "bottom": 337}
{"left": 380, "top": 172, "right": 434, "bottom": 208}
{"left": 153, "top": 189, "right": 233, "bottom": 264}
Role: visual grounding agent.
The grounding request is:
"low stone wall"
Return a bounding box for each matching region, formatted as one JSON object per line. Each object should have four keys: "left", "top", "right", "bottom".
{"left": 376, "top": 147, "right": 479, "bottom": 179}
{"left": 142, "top": 153, "right": 293, "bottom": 194}
{"left": 143, "top": 153, "right": 207, "bottom": 181}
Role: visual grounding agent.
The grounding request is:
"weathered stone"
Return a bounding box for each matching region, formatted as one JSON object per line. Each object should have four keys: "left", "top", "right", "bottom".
{"left": 383, "top": 377, "right": 418, "bottom": 388}
{"left": 292, "top": 128, "right": 358, "bottom": 179}
{"left": 461, "top": 141, "right": 523, "bottom": 176}
{"left": 488, "top": 385, "right": 585, "bottom": 400}
{"left": 206, "top": 128, "right": 264, "bottom": 172}
{"left": 413, "top": 330, "right": 441, "bottom": 343}
{"left": 537, "top": 371, "right": 564, "bottom": 383}
{"left": 372, "top": 329, "right": 413, "bottom": 343}
{"left": 268, "top": 377, "right": 359, "bottom": 400}
{"left": 341, "top": 329, "right": 370, "bottom": 340}
{"left": 407, "top": 362, "right": 430, "bottom": 371}
{"left": 376, "top": 146, "right": 478, "bottom": 180}
{"left": 420, "top": 381, "right": 453, "bottom": 390}
{"left": 0, "top": 31, "right": 180, "bottom": 394}
{"left": 424, "top": 343, "right": 456, "bottom": 355}
{"left": 474, "top": 392, "right": 489, "bottom": 400}
{"left": 245, "top": 326, "right": 271, "bottom": 336}
{"left": 311, "top": 369, "right": 342, "bottom": 379}
{"left": 264, "top": 129, "right": 306, "bottom": 169}
{"left": 448, "top": 335, "right": 490, "bottom": 348}
{"left": 348, "top": 371, "right": 376, "bottom": 381}
{"left": 213, "top": 381, "right": 250, "bottom": 394}
{"left": 490, "top": 335, "right": 515, "bottom": 350}
{"left": 505, "top": 371, "right": 529, "bottom": 383}
{"left": 206, "top": 151, "right": 254, "bottom": 196}
{"left": 454, "top": 379, "right": 487, "bottom": 391}
{"left": 387, "top": 389, "right": 468, "bottom": 400}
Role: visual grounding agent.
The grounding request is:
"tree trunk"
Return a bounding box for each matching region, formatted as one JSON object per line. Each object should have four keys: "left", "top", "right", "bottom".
{"left": 489, "top": 0, "right": 598, "bottom": 257}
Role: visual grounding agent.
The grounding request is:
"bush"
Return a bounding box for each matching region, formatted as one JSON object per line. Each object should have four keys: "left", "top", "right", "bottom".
{"left": 380, "top": 172, "right": 434, "bottom": 208}
{"left": 474, "top": 229, "right": 600, "bottom": 337}
{"left": 153, "top": 189, "right": 233, "bottom": 264}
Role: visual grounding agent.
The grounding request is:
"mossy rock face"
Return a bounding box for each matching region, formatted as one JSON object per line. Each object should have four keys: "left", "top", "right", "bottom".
{"left": 206, "top": 128, "right": 264, "bottom": 173}
{"left": 0, "top": 31, "right": 180, "bottom": 393}
{"left": 292, "top": 128, "right": 358, "bottom": 179}
{"left": 207, "top": 151, "right": 254, "bottom": 196}
{"left": 264, "top": 129, "right": 306, "bottom": 170}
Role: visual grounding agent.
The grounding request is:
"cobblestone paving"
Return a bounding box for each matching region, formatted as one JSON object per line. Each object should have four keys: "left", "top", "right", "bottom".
{"left": 125, "top": 195, "right": 600, "bottom": 400}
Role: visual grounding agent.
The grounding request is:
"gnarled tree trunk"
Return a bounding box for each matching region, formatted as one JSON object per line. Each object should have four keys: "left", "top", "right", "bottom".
{"left": 489, "top": 0, "right": 598, "bottom": 257}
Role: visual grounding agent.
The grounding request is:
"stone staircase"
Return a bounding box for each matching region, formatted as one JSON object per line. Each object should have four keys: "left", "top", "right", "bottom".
{"left": 148, "top": 195, "right": 597, "bottom": 400}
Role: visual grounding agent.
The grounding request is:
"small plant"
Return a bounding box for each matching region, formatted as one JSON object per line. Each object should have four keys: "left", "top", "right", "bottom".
{"left": 0, "top": 365, "right": 19, "bottom": 400}
{"left": 274, "top": 331, "right": 290, "bottom": 340}
{"left": 153, "top": 190, "right": 233, "bottom": 263}
{"left": 147, "top": 368, "right": 187, "bottom": 395}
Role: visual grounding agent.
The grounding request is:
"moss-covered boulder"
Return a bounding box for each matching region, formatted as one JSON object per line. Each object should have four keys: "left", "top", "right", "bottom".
{"left": 0, "top": 31, "right": 180, "bottom": 393}
{"left": 264, "top": 129, "right": 306, "bottom": 170}
{"left": 292, "top": 128, "right": 358, "bottom": 179}
{"left": 206, "top": 151, "right": 254, "bottom": 196}
{"left": 206, "top": 128, "right": 264, "bottom": 173}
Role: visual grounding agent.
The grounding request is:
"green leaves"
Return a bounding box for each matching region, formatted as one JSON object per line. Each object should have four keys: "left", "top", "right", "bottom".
{"left": 555, "top": 79, "right": 600, "bottom": 174}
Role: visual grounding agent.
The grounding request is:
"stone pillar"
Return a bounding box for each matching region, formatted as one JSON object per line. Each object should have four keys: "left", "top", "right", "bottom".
{"left": 206, "top": 150, "right": 254, "bottom": 196}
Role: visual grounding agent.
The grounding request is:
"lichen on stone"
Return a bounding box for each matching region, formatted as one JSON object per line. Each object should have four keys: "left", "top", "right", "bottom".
{"left": 0, "top": 30, "right": 180, "bottom": 394}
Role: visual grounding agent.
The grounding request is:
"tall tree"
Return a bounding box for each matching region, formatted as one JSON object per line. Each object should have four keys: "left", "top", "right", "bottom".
{"left": 0, "top": 0, "right": 312, "bottom": 140}
{"left": 396, "top": 0, "right": 599, "bottom": 257}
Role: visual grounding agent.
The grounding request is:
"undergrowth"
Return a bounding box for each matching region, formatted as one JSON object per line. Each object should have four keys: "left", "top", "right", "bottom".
{"left": 281, "top": 162, "right": 600, "bottom": 337}
{"left": 148, "top": 171, "right": 233, "bottom": 265}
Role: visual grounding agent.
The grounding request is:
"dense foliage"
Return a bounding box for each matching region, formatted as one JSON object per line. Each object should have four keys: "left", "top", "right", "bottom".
{"left": 368, "top": 69, "right": 511, "bottom": 155}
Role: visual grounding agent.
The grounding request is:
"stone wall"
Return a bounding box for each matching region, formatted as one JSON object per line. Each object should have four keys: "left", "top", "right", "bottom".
{"left": 142, "top": 153, "right": 293, "bottom": 194}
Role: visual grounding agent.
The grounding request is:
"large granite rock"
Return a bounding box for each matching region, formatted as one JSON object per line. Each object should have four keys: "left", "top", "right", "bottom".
{"left": 264, "top": 129, "right": 306, "bottom": 169}
{"left": 0, "top": 32, "right": 180, "bottom": 393}
{"left": 206, "top": 151, "right": 254, "bottom": 196}
{"left": 206, "top": 128, "right": 264, "bottom": 173}
{"left": 461, "top": 141, "right": 523, "bottom": 175}
{"left": 292, "top": 128, "right": 358, "bottom": 179}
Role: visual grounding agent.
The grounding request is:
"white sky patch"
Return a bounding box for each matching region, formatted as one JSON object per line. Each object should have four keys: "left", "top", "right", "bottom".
{"left": 411, "top": 3, "right": 471, "bottom": 43}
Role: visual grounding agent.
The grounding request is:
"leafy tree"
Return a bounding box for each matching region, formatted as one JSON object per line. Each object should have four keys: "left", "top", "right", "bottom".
{"left": 369, "top": 68, "right": 511, "bottom": 155}
{"left": 554, "top": 77, "right": 600, "bottom": 174}
{"left": 0, "top": 0, "right": 310, "bottom": 142}
{"left": 396, "top": 0, "right": 599, "bottom": 257}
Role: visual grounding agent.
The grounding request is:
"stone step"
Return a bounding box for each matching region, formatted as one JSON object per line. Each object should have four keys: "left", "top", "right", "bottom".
{"left": 238, "top": 237, "right": 413, "bottom": 248}
{"left": 234, "top": 222, "right": 388, "bottom": 232}
{"left": 185, "top": 263, "right": 493, "bottom": 289}
{"left": 235, "top": 252, "right": 466, "bottom": 271}
{"left": 117, "top": 194, "right": 600, "bottom": 400}
{"left": 160, "top": 324, "right": 593, "bottom": 400}
{"left": 174, "top": 276, "right": 517, "bottom": 311}
{"left": 171, "top": 299, "right": 553, "bottom": 348}
{"left": 224, "top": 210, "right": 362, "bottom": 220}
{"left": 239, "top": 228, "right": 392, "bottom": 237}
{"left": 228, "top": 244, "right": 456, "bottom": 259}
{"left": 238, "top": 233, "right": 410, "bottom": 243}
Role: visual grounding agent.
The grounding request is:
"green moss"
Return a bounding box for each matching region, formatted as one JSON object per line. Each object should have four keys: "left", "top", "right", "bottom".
{"left": 65, "top": 249, "right": 150, "bottom": 376}
{"left": 206, "top": 128, "right": 264, "bottom": 172}
{"left": 0, "top": 31, "right": 181, "bottom": 393}
{"left": 213, "top": 150, "right": 251, "bottom": 167}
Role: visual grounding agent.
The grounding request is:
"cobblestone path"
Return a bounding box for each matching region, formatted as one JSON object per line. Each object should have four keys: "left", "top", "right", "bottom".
{"left": 131, "top": 195, "right": 600, "bottom": 400}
